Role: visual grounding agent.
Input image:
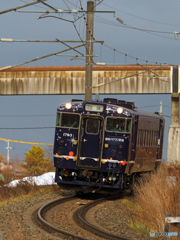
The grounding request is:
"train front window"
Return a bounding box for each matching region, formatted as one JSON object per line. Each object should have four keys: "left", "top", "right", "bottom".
{"left": 56, "top": 112, "right": 60, "bottom": 126}
{"left": 126, "top": 119, "right": 132, "bottom": 132}
{"left": 86, "top": 119, "right": 100, "bottom": 134}
{"left": 57, "top": 113, "right": 80, "bottom": 128}
{"left": 106, "top": 117, "right": 132, "bottom": 133}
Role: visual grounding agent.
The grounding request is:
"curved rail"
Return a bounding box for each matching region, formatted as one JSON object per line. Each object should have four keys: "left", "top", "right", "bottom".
{"left": 37, "top": 195, "right": 90, "bottom": 240}
{"left": 36, "top": 192, "right": 133, "bottom": 240}
{"left": 75, "top": 193, "right": 132, "bottom": 240}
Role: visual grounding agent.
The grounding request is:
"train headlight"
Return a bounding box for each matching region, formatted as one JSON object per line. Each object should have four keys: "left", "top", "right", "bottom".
{"left": 65, "top": 103, "right": 72, "bottom": 109}
{"left": 117, "top": 107, "right": 123, "bottom": 114}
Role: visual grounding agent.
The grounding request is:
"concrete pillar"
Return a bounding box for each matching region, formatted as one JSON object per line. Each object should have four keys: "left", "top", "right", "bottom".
{"left": 167, "top": 66, "right": 180, "bottom": 165}
{"left": 167, "top": 126, "right": 180, "bottom": 164}
{"left": 171, "top": 93, "right": 179, "bottom": 125}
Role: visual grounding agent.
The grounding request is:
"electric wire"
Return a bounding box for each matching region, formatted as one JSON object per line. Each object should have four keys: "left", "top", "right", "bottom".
{"left": 163, "top": 115, "right": 171, "bottom": 118}
{"left": 138, "top": 105, "right": 159, "bottom": 109}
{"left": 0, "top": 127, "right": 55, "bottom": 129}
{"left": 95, "top": 15, "right": 173, "bottom": 34}
{"left": 0, "top": 114, "right": 55, "bottom": 117}
{"left": 94, "top": 15, "right": 180, "bottom": 43}
{"left": 2, "top": 1, "right": 175, "bottom": 70}
{"left": 101, "top": 2, "right": 180, "bottom": 27}
{"left": 162, "top": 105, "right": 171, "bottom": 108}
{"left": 102, "top": 43, "right": 162, "bottom": 64}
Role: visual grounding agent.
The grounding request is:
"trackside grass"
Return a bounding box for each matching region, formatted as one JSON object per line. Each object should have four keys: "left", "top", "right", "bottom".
{"left": 131, "top": 163, "right": 180, "bottom": 235}
{"left": 0, "top": 179, "right": 59, "bottom": 207}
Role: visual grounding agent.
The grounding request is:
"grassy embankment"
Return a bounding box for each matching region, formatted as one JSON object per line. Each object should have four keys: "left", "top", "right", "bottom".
{"left": 0, "top": 177, "right": 59, "bottom": 207}
{"left": 121, "top": 163, "right": 180, "bottom": 236}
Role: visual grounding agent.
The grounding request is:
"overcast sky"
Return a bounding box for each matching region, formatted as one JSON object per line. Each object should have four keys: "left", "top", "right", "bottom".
{"left": 0, "top": 0, "right": 178, "bottom": 161}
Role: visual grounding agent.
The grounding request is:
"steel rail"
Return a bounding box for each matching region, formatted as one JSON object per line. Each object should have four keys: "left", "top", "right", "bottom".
{"left": 76, "top": 193, "right": 133, "bottom": 240}
{"left": 37, "top": 195, "right": 90, "bottom": 240}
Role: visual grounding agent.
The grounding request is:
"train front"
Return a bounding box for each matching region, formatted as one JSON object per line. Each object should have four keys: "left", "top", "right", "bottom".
{"left": 53, "top": 100, "right": 132, "bottom": 193}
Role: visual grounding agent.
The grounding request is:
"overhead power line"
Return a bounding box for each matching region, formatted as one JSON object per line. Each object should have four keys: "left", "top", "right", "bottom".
{"left": 0, "top": 138, "right": 53, "bottom": 145}
{"left": 138, "top": 105, "right": 159, "bottom": 109}
{"left": 92, "top": 65, "right": 168, "bottom": 89}
{"left": 0, "top": 114, "right": 55, "bottom": 117}
{"left": 101, "top": 43, "right": 173, "bottom": 65}
{"left": 0, "top": 127, "right": 55, "bottom": 129}
{"left": 94, "top": 16, "right": 173, "bottom": 34}
{"left": 0, "top": 43, "right": 85, "bottom": 72}
{"left": 101, "top": 2, "right": 180, "bottom": 27}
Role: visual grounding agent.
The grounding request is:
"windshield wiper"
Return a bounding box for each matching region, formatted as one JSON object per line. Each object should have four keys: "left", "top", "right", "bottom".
{"left": 68, "top": 121, "right": 77, "bottom": 131}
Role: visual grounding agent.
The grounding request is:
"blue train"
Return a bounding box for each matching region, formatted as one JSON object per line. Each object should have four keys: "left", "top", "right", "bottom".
{"left": 53, "top": 98, "right": 164, "bottom": 193}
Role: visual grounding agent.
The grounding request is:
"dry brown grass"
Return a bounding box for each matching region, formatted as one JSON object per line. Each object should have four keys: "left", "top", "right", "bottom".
{"left": 133, "top": 163, "right": 180, "bottom": 233}
{"left": 0, "top": 179, "right": 59, "bottom": 206}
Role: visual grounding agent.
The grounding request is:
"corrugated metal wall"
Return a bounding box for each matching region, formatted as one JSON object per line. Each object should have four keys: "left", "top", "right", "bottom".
{"left": 0, "top": 65, "right": 171, "bottom": 95}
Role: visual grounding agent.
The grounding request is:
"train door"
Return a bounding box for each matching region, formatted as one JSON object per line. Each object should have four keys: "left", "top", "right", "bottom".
{"left": 131, "top": 116, "right": 138, "bottom": 160}
{"left": 157, "top": 119, "right": 164, "bottom": 159}
{"left": 77, "top": 116, "right": 103, "bottom": 169}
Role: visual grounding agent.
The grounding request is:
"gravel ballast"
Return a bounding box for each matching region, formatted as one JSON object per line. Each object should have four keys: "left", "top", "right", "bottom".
{"left": 0, "top": 192, "right": 152, "bottom": 240}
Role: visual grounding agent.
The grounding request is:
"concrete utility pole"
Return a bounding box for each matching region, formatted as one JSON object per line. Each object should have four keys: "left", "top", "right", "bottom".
{"left": 6, "top": 141, "right": 13, "bottom": 166}
{"left": 85, "top": 0, "right": 94, "bottom": 101}
{"left": 159, "top": 101, "right": 162, "bottom": 116}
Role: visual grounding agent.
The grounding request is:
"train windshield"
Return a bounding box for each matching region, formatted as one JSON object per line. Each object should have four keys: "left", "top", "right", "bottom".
{"left": 86, "top": 119, "right": 100, "bottom": 134}
{"left": 106, "top": 117, "right": 132, "bottom": 133}
{"left": 56, "top": 112, "right": 80, "bottom": 128}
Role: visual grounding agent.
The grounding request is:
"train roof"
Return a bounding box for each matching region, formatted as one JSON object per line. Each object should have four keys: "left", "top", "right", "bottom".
{"left": 102, "top": 98, "right": 164, "bottom": 120}
{"left": 58, "top": 98, "right": 164, "bottom": 120}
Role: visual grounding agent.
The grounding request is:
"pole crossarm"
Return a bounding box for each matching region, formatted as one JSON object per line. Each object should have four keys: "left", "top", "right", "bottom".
{"left": 0, "top": 43, "right": 85, "bottom": 72}
{"left": 0, "top": 0, "right": 46, "bottom": 15}
{"left": 0, "top": 38, "right": 104, "bottom": 43}
{"left": 16, "top": 10, "right": 115, "bottom": 14}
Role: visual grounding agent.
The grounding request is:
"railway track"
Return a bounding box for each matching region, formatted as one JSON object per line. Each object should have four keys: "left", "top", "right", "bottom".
{"left": 33, "top": 192, "right": 132, "bottom": 240}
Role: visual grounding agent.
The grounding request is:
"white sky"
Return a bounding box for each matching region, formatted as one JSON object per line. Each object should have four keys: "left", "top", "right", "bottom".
{"left": 0, "top": 0, "right": 177, "bottom": 161}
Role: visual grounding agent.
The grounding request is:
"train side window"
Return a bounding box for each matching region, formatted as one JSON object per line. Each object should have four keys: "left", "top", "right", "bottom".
{"left": 148, "top": 131, "right": 150, "bottom": 147}
{"left": 140, "top": 130, "right": 143, "bottom": 146}
{"left": 141, "top": 130, "right": 143, "bottom": 146}
{"left": 144, "top": 130, "right": 146, "bottom": 146}
{"left": 139, "top": 130, "right": 141, "bottom": 146}
{"left": 152, "top": 131, "right": 154, "bottom": 146}
{"left": 60, "top": 113, "right": 80, "bottom": 128}
{"left": 156, "top": 131, "right": 159, "bottom": 146}
{"left": 154, "top": 131, "right": 157, "bottom": 146}
{"left": 146, "top": 130, "right": 148, "bottom": 147}
{"left": 146, "top": 131, "right": 148, "bottom": 147}
{"left": 106, "top": 117, "right": 127, "bottom": 133}
{"left": 137, "top": 130, "right": 139, "bottom": 146}
{"left": 56, "top": 112, "right": 60, "bottom": 126}
{"left": 150, "top": 130, "right": 152, "bottom": 147}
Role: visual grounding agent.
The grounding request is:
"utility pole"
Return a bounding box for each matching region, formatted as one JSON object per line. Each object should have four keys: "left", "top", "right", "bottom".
{"left": 6, "top": 141, "right": 13, "bottom": 166}
{"left": 85, "top": 0, "right": 94, "bottom": 101}
{"left": 160, "top": 101, "right": 162, "bottom": 116}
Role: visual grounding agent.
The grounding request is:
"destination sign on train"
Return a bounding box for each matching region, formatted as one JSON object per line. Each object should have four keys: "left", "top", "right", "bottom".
{"left": 85, "top": 104, "right": 103, "bottom": 112}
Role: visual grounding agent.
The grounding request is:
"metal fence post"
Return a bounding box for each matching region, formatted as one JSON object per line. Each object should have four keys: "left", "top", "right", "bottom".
{"left": 164, "top": 213, "right": 172, "bottom": 233}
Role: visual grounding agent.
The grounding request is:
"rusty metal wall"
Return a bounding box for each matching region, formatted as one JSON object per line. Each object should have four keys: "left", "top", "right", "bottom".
{"left": 0, "top": 65, "right": 172, "bottom": 95}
